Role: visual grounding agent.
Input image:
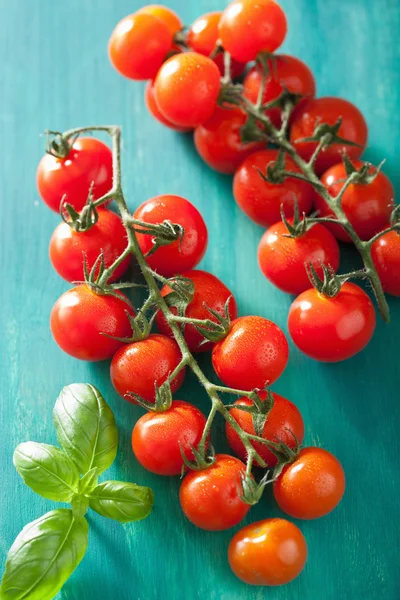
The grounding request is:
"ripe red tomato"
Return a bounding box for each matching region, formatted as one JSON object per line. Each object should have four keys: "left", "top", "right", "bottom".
{"left": 290, "top": 97, "right": 368, "bottom": 175}
{"left": 145, "top": 80, "right": 190, "bottom": 132}
{"left": 136, "top": 4, "right": 182, "bottom": 35}
{"left": 371, "top": 230, "right": 400, "bottom": 296}
{"left": 154, "top": 52, "right": 221, "bottom": 128}
{"left": 233, "top": 149, "right": 314, "bottom": 227}
{"left": 131, "top": 400, "right": 206, "bottom": 476}
{"left": 258, "top": 220, "right": 340, "bottom": 294}
{"left": 194, "top": 107, "right": 265, "bottom": 174}
{"left": 109, "top": 13, "right": 172, "bottom": 80}
{"left": 228, "top": 518, "right": 307, "bottom": 586}
{"left": 274, "top": 447, "right": 346, "bottom": 519}
{"left": 156, "top": 269, "right": 239, "bottom": 353}
{"left": 179, "top": 454, "right": 250, "bottom": 530}
{"left": 49, "top": 209, "right": 130, "bottom": 283}
{"left": 212, "top": 316, "right": 289, "bottom": 390}
{"left": 110, "top": 333, "right": 185, "bottom": 403}
{"left": 288, "top": 282, "right": 376, "bottom": 362}
{"left": 316, "top": 161, "right": 395, "bottom": 242}
{"left": 133, "top": 195, "right": 208, "bottom": 277}
{"left": 50, "top": 285, "right": 134, "bottom": 361}
{"left": 226, "top": 391, "right": 304, "bottom": 466}
{"left": 37, "top": 137, "right": 113, "bottom": 213}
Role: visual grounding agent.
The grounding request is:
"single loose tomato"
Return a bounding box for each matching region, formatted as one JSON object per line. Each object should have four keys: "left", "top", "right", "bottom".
{"left": 136, "top": 4, "right": 182, "bottom": 35}
{"left": 145, "top": 80, "right": 190, "bottom": 132}
{"left": 154, "top": 52, "right": 221, "bottom": 128}
{"left": 179, "top": 454, "right": 250, "bottom": 530}
{"left": 233, "top": 149, "right": 314, "bottom": 227}
{"left": 290, "top": 97, "right": 368, "bottom": 174}
{"left": 50, "top": 285, "right": 134, "bottom": 361}
{"left": 258, "top": 220, "right": 340, "bottom": 294}
{"left": 133, "top": 195, "right": 208, "bottom": 277}
{"left": 288, "top": 282, "right": 376, "bottom": 362}
{"left": 132, "top": 401, "right": 206, "bottom": 476}
{"left": 37, "top": 137, "right": 113, "bottom": 213}
{"left": 371, "top": 230, "right": 400, "bottom": 296}
{"left": 212, "top": 316, "right": 289, "bottom": 390}
{"left": 110, "top": 333, "right": 185, "bottom": 403}
{"left": 274, "top": 447, "right": 346, "bottom": 519}
{"left": 156, "top": 269, "right": 238, "bottom": 353}
{"left": 229, "top": 518, "right": 307, "bottom": 586}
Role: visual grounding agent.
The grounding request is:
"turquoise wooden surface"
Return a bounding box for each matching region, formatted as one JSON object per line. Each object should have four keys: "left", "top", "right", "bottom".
{"left": 1, "top": 1, "right": 399, "bottom": 598}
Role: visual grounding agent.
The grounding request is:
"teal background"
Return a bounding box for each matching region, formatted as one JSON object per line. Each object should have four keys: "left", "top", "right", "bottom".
{"left": 0, "top": 0, "right": 399, "bottom": 598}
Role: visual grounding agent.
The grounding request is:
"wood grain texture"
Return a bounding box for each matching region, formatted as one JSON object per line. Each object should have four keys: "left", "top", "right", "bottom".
{"left": 0, "top": 1, "right": 399, "bottom": 598}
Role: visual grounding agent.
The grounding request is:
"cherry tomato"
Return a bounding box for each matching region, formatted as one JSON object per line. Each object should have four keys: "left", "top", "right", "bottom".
{"left": 136, "top": 4, "right": 182, "bottom": 35}
{"left": 50, "top": 285, "right": 134, "bottom": 361}
{"left": 212, "top": 53, "right": 246, "bottom": 79}
{"left": 315, "top": 161, "right": 395, "bottom": 242}
{"left": 145, "top": 80, "right": 190, "bottom": 132}
{"left": 290, "top": 97, "right": 368, "bottom": 174}
{"left": 156, "top": 269, "right": 239, "bottom": 353}
{"left": 274, "top": 447, "right": 346, "bottom": 519}
{"left": 212, "top": 316, "right": 289, "bottom": 390}
{"left": 226, "top": 391, "right": 304, "bottom": 466}
{"left": 228, "top": 518, "right": 307, "bottom": 586}
{"left": 154, "top": 52, "right": 221, "bottom": 128}
{"left": 233, "top": 149, "right": 314, "bottom": 227}
{"left": 258, "top": 220, "right": 340, "bottom": 294}
{"left": 179, "top": 454, "right": 250, "bottom": 530}
{"left": 288, "top": 282, "right": 376, "bottom": 362}
{"left": 131, "top": 401, "right": 206, "bottom": 476}
{"left": 49, "top": 209, "right": 130, "bottom": 284}
{"left": 133, "top": 195, "right": 208, "bottom": 277}
{"left": 109, "top": 13, "right": 171, "bottom": 80}
{"left": 110, "top": 333, "right": 185, "bottom": 403}
{"left": 371, "top": 230, "right": 400, "bottom": 296}
{"left": 37, "top": 137, "right": 113, "bottom": 213}
{"left": 218, "top": 0, "right": 287, "bottom": 63}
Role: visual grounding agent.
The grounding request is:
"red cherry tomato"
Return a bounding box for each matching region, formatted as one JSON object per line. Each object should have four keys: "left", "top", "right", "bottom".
{"left": 133, "top": 195, "right": 208, "bottom": 277}
{"left": 49, "top": 209, "right": 130, "bottom": 283}
{"left": 37, "top": 137, "right": 113, "bottom": 213}
{"left": 136, "top": 4, "right": 182, "bottom": 35}
{"left": 273, "top": 447, "right": 346, "bottom": 519}
{"left": 179, "top": 454, "right": 250, "bottom": 530}
{"left": 316, "top": 161, "right": 395, "bottom": 242}
{"left": 156, "top": 269, "right": 239, "bottom": 353}
{"left": 154, "top": 52, "right": 221, "bottom": 128}
{"left": 229, "top": 518, "right": 307, "bottom": 586}
{"left": 50, "top": 285, "right": 134, "bottom": 361}
{"left": 212, "top": 316, "right": 289, "bottom": 390}
{"left": 110, "top": 333, "right": 185, "bottom": 403}
{"left": 290, "top": 97, "right": 368, "bottom": 174}
{"left": 226, "top": 391, "right": 304, "bottom": 466}
{"left": 371, "top": 230, "right": 400, "bottom": 296}
{"left": 258, "top": 220, "right": 340, "bottom": 294}
{"left": 131, "top": 400, "right": 206, "bottom": 476}
{"left": 145, "top": 80, "right": 190, "bottom": 132}
{"left": 288, "top": 282, "right": 376, "bottom": 362}
{"left": 233, "top": 149, "right": 314, "bottom": 227}
{"left": 218, "top": 0, "right": 287, "bottom": 63}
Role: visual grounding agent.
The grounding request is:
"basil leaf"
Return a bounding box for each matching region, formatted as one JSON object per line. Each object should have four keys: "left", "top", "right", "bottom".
{"left": 89, "top": 481, "right": 154, "bottom": 523}
{"left": 78, "top": 467, "right": 98, "bottom": 495}
{"left": 0, "top": 509, "right": 88, "bottom": 600}
{"left": 13, "top": 442, "right": 79, "bottom": 502}
{"left": 53, "top": 384, "right": 118, "bottom": 475}
{"left": 71, "top": 494, "right": 90, "bottom": 520}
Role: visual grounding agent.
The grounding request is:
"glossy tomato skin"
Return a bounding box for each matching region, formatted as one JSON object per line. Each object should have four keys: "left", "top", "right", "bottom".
{"left": 228, "top": 518, "right": 307, "bottom": 586}
{"left": 212, "top": 316, "right": 289, "bottom": 390}
{"left": 156, "top": 269, "right": 238, "bottom": 353}
{"left": 316, "top": 161, "right": 395, "bottom": 242}
{"left": 274, "top": 447, "right": 346, "bottom": 519}
{"left": 371, "top": 230, "right": 400, "bottom": 296}
{"left": 133, "top": 195, "right": 208, "bottom": 277}
{"left": 290, "top": 97, "right": 368, "bottom": 174}
{"left": 288, "top": 282, "right": 376, "bottom": 362}
{"left": 50, "top": 285, "right": 134, "bottom": 361}
{"left": 154, "top": 52, "right": 221, "bottom": 128}
{"left": 219, "top": 0, "right": 287, "bottom": 63}
{"left": 49, "top": 209, "right": 130, "bottom": 283}
{"left": 131, "top": 401, "right": 206, "bottom": 476}
{"left": 233, "top": 149, "right": 314, "bottom": 227}
{"left": 37, "top": 137, "right": 113, "bottom": 213}
{"left": 258, "top": 221, "right": 340, "bottom": 294}
{"left": 226, "top": 392, "right": 304, "bottom": 466}
{"left": 136, "top": 4, "right": 182, "bottom": 35}
{"left": 110, "top": 333, "right": 185, "bottom": 403}
{"left": 179, "top": 454, "right": 250, "bottom": 530}
{"left": 145, "top": 80, "right": 190, "bottom": 132}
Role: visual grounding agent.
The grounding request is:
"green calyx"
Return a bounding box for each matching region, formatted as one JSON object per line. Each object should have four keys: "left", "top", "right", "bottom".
{"left": 342, "top": 153, "right": 385, "bottom": 185}
{"left": 280, "top": 199, "right": 313, "bottom": 238}
{"left": 45, "top": 130, "right": 76, "bottom": 159}
{"left": 240, "top": 471, "right": 271, "bottom": 505}
{"left": 297, "top": 116, "right": 362, "bottom": 149}
{"left": 60, "top": 184, "right": 99, "bottom": 232}
{"left": 131, "top": 219, "right": 184, "bottom": 258}
{"left": 126, "top": 380, "right": 173, "bottom": 413}
{"left": 180, "top": 442, "right": 216, "bottom": 474}
{"left": 306, "top": 262, "right": 343, "bottom": 297}
{"left": 195, "top": 297, "right": 233, "bottom": 343}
